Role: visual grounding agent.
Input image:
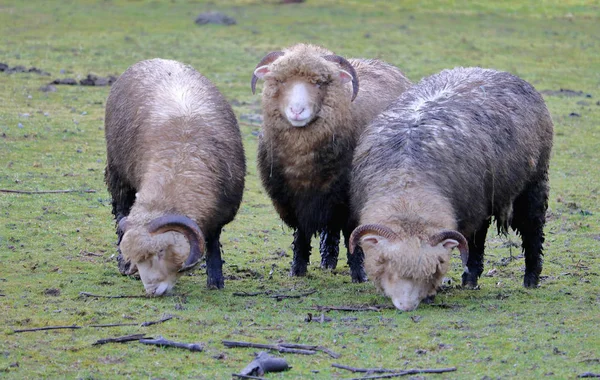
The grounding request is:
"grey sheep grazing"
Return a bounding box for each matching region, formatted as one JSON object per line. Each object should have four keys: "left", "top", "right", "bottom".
{"left": 251, "top": 43, "right": 412, "bottom": 282}
{"left": 104, "top": 58, "right": 245, "bottom": 295}
{"left": 350, "top": 67, "right": 553, "bottom": 311}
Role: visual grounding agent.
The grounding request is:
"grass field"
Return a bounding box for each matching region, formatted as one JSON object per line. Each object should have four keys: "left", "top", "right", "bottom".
{"left": 1, "top": 0, "right": 599, "bottom": 378}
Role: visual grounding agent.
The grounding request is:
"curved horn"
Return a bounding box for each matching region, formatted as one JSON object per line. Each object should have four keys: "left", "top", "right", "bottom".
{"left": 118, "top": 216, "right": 128, "bottom": 233}
{"left": 349, "top": 224, "right": 398, "bottom": 254}
{"left": 322, "top": 55, "right": 359, "bottom": 101}
{"left": 251, "top": 51, "right": 285, "bottom": 95}
{"left": 430, "top": 230, "right": 469, "bottom": 268}
{"left": 147, "top": 215, "right": 205, "bottom": 272}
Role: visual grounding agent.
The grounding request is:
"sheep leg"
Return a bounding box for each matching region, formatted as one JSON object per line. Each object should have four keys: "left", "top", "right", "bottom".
{"left": 343, "top": 224, "right": 367, "bottom": 283}
{"left": 319, "top": 228, "right": 340, "bottom": 270}
{"left": 106, "top": 171, "right": 137, "bottom": 275}
{"left": 205, "top": 231, "right": 224, "bottom": 289}
{"left": 290, "top": 229, "right": 311, "bottom": 276}
{"left": 462, "top": 218, "right": 491, "bottom": 288}
{"left": 510, "top": 177, "right": 549, "bottom": 288}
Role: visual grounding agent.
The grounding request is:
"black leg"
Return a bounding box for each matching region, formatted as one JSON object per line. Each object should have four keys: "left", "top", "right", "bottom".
{"left": 291, "top": 228, "right": 311, "bottom": 276}
{"left": 462, "top": 218, "right": 491, "bottom": 288}
{"left": 511, "top": 177, "right": 549, "bottom": 288}
{"left": 343, "top": 224, "right": 367, "bottom": 283}
{"left": 319, "top": 227, "right": 340, "bottom": 270}
{"left": 205, "top": 231, "right": 224, "bottom": 289}
{"left": 107, "top": 168, "right": 137, "bottom": 276}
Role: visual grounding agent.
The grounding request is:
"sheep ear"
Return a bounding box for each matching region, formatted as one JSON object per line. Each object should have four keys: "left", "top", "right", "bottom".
{"left": 338, "top": 69, "right": 353, "bottom": 84}
{"left": 360, "top": 234, "right": 390, "bottom": 250}
{"left": 253, "top": 65, "right": 270, "bottom": 79}
{"left": 439, "top": 239, "right": 459, "bottom": 250}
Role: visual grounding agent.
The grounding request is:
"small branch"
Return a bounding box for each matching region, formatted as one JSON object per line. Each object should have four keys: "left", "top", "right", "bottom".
{"left": 92, "top": 334, "right": 149, "bottom": 346}
{"left": 0, "top": 189, "right": 96, "bottom": 194}
{"left": 269, "top": 289, "right": 317, "bottom": 300}
{"left": 233, "top": 291, "right": 267, "bottom": 297}
{"left": 223, "top": 340, "right": 316, "bottom": 355}
{"left": 139, "top": 336, "right": 203, "bottom": 352}
{"left": 232, "top": 374, "right": 267, "bottom": 380}
{"left": 332, "top": 363, "right": 396, "bottom": 373}
{"left": 348, "top": 367, "right": 457, "bottom": 380}
{"left": 88, "top": 323, "right": 138, "bottom": 328}
{"left": 578, "top": 373, "right": 600, "bottom": 378}
{"left": 79, "top": 291, "right": 146, "bottom": 299}
{"left": 140, "top": 315, "right": 173, "bottom": 327}
{"left": 14, "top": 325, "right": 82, "bottom": 333}
{"left": 279, "top": 343, "right": 340, "bottom": 359}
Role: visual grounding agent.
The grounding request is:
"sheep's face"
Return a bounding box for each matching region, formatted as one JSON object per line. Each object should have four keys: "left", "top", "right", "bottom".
{"left": 120, "top": 228, "right": 189, "bottom": 296}
{"left": 360, "top": 235, "right": 458, "bottom": 311}
{"left": 278, "top": 78, "right": 323, "bottom": 127}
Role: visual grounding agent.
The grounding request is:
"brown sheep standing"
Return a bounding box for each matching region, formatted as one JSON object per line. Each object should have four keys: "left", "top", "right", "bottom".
{"left": 350, "top": 67, "right": 553, "bottom": 311}
{"left": 105, "top": 58, "right": 245, "bottom": 295}
{"left": 251, "top": 43, "right": 412, "bottom": 282}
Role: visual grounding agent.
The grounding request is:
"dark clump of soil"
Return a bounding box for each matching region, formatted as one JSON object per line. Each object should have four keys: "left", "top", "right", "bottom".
{"left": 540, "top": 88, "right": 592, "bottom": 98}
{"left": 51, "top": 74, "right": 118, "bottom": 86}
{"left": 1, "top": 63, "right": 51, "bottom": 76}
{"left": 195, "top": 11, "right": 236, "bottom": 25}
{"left": 44, "top": 288, "right": 61, "bottom": 296}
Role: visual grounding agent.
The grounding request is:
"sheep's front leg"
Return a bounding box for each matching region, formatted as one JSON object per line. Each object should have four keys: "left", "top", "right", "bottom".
{"left": 290, "top": 229, "right": 311, "bottom": 276}
{"left": 205, "top": 232, "right": 224, "bottom": 289}
{"left": 343, "top": 223, "right": 367, "bottom": 283}
{"left": 319, "top": 227, "right": 340, "bottom": 270}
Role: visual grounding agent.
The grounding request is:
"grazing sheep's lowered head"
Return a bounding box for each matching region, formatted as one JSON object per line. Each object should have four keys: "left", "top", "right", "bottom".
{"left": 119, "top": 214, "right": 205, "bottom": 296}
{"left": 251, "top": 43, "right": 358, "bottom": 128}
{"left": 350, "top": 224, "right": 468, "bottom": 311}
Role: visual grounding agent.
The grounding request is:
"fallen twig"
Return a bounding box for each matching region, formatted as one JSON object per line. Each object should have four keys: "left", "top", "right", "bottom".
{"left": 232, "top": 374, "right": 267, "bottom": 380}
{"left": 0, "top": 189, "right": 96, "bottom": 194}
{"left": 92, "top": 333, "right": 149, "bottom": 346}
{"left": 332, "top": 363, "right": 397, "bottom": 373}
{"left": 88, "top": 323, "right": 138, "bottom": 328}
{"left": 347, "top": 367, "right": 457, "bottom": 379}
{"left": 578, "top": 373, "right": 600, "bottom": 378}
{"left": 314, "top": 305, "right": 394, "bottom": 312}
{"left": 233, "top": 291, "right": 267, "bottom": 297}
{"left": 14, "top": 325, "right": 82, "bottom": 333}
{"left": 270, "top": 289, "right": 317, "bottom": 300}
{"left": 79, "top": 291, "right": 146, "bottom": 299}
{"left": 140, "top": 315, "right": 173, "bottom": 327}
{"left": 279, "top": 343, "right": 340, "bottom": 359}
{"left": 223, "top": 340, "right": 316, "bottom": 355}
{"left": 239, "top": 351, "right": 289, "bottom": 376}
{"left": 139, "top": 336, "right": 203, "bottom": 352}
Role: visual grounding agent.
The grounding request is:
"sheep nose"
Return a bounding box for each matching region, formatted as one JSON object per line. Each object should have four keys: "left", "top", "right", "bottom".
{"left": 290, "top": 106, "right": 305, "bottom": 116}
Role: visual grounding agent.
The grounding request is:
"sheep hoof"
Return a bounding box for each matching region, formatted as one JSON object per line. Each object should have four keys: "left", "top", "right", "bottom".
{"left": 206, "top": 278, "right": 224, "bottom": 290}
{"left": 290, "top": 265, "right": 308, "bottom": 277}
{"left": 351, "top": 270, "right": 368, "bottom": 283}
{"left": 523, "top": 274, "right": 540, "bottom": 288}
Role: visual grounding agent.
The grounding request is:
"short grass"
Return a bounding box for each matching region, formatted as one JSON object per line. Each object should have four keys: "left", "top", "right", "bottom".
{"left": 1, "top": 0, "right": 599, "bottom": 378}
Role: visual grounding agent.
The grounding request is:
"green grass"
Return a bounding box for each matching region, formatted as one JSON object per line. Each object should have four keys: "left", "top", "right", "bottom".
{"left": 1, "top": 0, "right": 599, "bottom": 378}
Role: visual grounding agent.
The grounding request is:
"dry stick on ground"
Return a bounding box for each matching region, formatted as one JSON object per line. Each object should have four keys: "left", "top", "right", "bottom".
{"left": 332, "top": 363, "right": 399, "bottom": 373}
{"left": 79, "top": 291, "right": 147, "bottom": 299}
{"left": 232, "top": 374, "right": 267, "bottom": 380}
{"left": 92, "top": 334, "right": 149, "bottom": 346}
{"left": 139, "top": 336, "right": 203, "bottom": 352}
{"left": 0, "top": 189, "right": 96, "bottom": 194}
{"left": 13, "top": 325, "right": 82, "bottom": 333}
{"left": 346, "top": 367, "right": 457, "bottom": 380}
{"left": 140, "top": 315, "right": 173, "bottom": 327}
{"left": 314, "top": 305, "right": 394, "bottom": 312}
{"left": 279, "top": 343, "right": 341, "bottom": 359}
{"left": 88, "top": 323, "right": 138, "bottom": 328}
{"left": 270, "top": 289, "right": 317, "bottom": 300}
{"left": 239, "top": 351, "right": 290, "bottom": 376}
{"left": 223, "top": 340, "right": 317, "bottom": 355}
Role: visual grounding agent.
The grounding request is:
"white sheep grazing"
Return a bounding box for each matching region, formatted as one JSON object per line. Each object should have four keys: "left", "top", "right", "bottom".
{"left": 251, "top": 43, "right": 412, "bottom": 282}
{"left": 104, "top": 58, "right": 246, "bottom": 295}
{"left": 350, "top": 67, "right": 553, "bottom": 311}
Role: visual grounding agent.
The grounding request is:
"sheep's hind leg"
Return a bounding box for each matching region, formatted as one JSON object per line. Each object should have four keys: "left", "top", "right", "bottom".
{"left": 205, "top": 231, "right": 224, "bottom": 289}
{"left": 462, "top": 218, "right": 491, "bottom": 288}
{"left": 343, "top": 224, "right": 367, "bottom": 283}
{"left": 319, "top": 227, "right": 340, "bottom": 270}
{"left": 511, "top": 177, "right": 549, "bottom": 288}
{"left": 290, "top": 229, "right": 311, "bottom": 276}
